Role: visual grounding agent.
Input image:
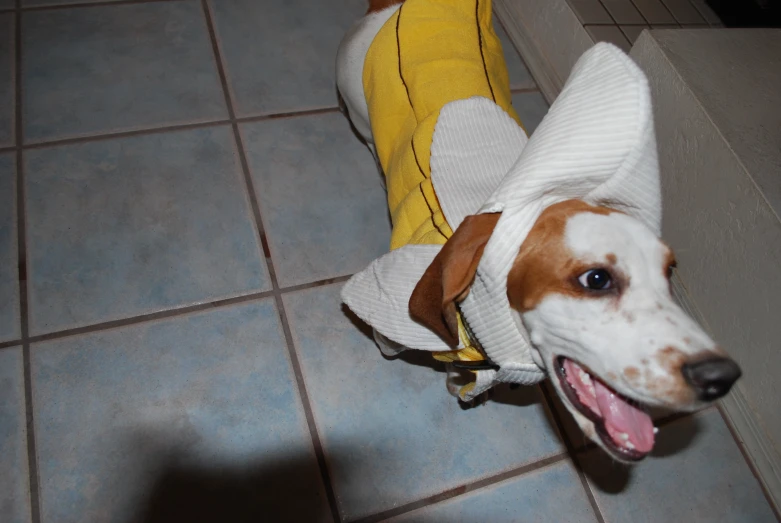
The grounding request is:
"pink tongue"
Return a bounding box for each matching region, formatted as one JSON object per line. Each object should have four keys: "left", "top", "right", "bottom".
{"left": 594, "top": 378, "right": 655, "bottom": 453}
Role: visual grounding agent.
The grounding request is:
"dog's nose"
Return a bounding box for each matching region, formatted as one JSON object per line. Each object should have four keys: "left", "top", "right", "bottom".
{"left": 682, "top": 357, "right": 742, "bottom": 401}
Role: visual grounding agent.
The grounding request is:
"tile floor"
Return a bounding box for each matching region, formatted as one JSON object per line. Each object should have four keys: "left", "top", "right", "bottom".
{"left": 0, "top": 0, "right": 776, "bottom": 522}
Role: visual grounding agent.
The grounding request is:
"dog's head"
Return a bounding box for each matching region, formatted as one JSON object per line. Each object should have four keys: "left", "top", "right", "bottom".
{"left": 410, "top": 199, "right": 741, "bottom": 462}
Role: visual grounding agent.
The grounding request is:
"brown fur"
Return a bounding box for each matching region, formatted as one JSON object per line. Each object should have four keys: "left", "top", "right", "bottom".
{"left": 409, "top": 213, "right": 501, "bottom": 346}
{"left": 367, "top": 0, "right": 404, "bottom": 13}
{"left": 623, "top": 366, "right": 641, "bottom": 384}
{"left": 652, "top": 346, "right": 723, "bottom": 403}
{"left": 651, "top": 346, "right": 693, "bottom": 403}
{"left": 506, "top": 200, "right": 616, "bottom": 313}
{"left": 664, "top": 249, "right": 677, "bottom": 279}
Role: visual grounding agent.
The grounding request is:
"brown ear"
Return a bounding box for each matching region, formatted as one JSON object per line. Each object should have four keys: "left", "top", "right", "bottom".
{"left": 409, "top": 213, "right": 501, "bottom": 347}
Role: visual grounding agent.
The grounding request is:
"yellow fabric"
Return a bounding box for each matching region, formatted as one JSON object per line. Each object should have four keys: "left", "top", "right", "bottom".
{"left": 363, "top": 0, "right": 524, "bottom": 252}
{"left": 363, "top": 0, "right": 525, "bottom": 386}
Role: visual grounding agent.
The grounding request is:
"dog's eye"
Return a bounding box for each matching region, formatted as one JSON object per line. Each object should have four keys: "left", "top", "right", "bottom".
{"left": 578, "top": 269, "right": 612, "bottom": 290}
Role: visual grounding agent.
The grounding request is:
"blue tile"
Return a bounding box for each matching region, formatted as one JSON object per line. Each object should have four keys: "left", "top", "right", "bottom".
{"left": 25, "top": 126, "right": 269, "bottom": 335}
{"left": 0, "top": 13, "right": 12, "bottom": 147}
{"left": 242, "top": 113, "right": 390, "bottom": 288}
{"left": 494, "top": 21, "right": 536, "bottom": 90}
{"left": 208, "top": 0, "right": 365, "bottom": 116}
{"left": 512, "top": 91, "right": 549, "bottom": 135}
{"left": 580, "top": 409, "right": 776, "bottom": 522}
{"left": 0, "top": 154, "right": 19, "bottom": 343}
{"left": 0, "top": 347, "right": 31, "bottom": 523}
{"left": 32, "top": 300, "right": 330, "bottom": 523}
{"left": 284, "top": 284, "right": 564, "bottom": 520}
{"left": 22, "top": 1, "right": 227, "bottom": 143}
{"left": 392, "top": 461, "right": 597, "bottom": 522}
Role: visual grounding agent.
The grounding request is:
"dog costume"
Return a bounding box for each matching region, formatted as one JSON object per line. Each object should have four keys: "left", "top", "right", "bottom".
{"left": 342, "top": 0, "right": 661, "bottom": 401}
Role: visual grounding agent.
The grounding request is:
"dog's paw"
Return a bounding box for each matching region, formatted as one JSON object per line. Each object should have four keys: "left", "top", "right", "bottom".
{"left": 458, "top": 389, "right": 493, "bottom": 409}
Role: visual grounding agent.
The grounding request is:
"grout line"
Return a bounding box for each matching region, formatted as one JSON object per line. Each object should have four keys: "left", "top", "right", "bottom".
{"left": 509, "top": 86, "right": 541, "bottom": 94}
{"left": 595, "top": 0, "right": 620, "bottom": 26}
{"left": 201, "top": 1, "right": 342, "bottom": 521}
{"left": 688, "top": 0, "right": 720, "bottom": 27}
{"left": 626, "top": 0, "right": 649, "bottom": 25}
{"left": 246, "top": 106, "right": 341, "bottom": 121}
{"left": 21, "top": 0, "right": 181, "bottom": 13}
{"left": 354, "top": 452, "right": 569, "bottom": 523}
{"left": 15, "top": 3, "right": 42, "bottom": 521}
{"left": 582, "top": 22, "right": 651, "bottom": 27}
{"left": 200, "top": 0, "right": 235, "bottom": 120}
{"left": 278, "top": 275, "right": 353, "bottom": 295}
{"left": 716, "top": 405, "right": 781, "bottom": 521}
{"left": 22, "top": 119, "right": 232, "bottom": 150}
{"left": 657, "top": 0, "right": 684, "bottom": 27}
{"left": 27, "top": 291, "right": 274, "bottom": 344}
{"left": 23, "top": 273, "right": 354, "bottom": 345}
{"left": 539, "top": 385, "right": 605, "bottom": 523}
{"left": 272, "top": 294, "right": 343, "bottom": 523}
{"left": 18, "top": 107, "right": 341, "bottom": 151}
{"left": 0, "top": 339, "right": 23, "bottom": 350}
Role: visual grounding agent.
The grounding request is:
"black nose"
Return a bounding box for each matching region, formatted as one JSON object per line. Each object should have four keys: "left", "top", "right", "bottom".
{"left": 682, "top": 357, "right": 742, "bottom": 401}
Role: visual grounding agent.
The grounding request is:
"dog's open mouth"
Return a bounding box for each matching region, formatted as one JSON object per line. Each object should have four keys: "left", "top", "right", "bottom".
{"left": 555, "top": 356, "right": 656, "bottom": 461}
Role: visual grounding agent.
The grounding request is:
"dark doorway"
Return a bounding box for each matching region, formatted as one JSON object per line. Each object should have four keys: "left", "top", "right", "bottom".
{"left": 707, "top": 0, "right": 781, "bottom": 27}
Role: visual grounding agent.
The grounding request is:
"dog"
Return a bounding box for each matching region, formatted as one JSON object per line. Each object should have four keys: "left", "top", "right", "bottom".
{"left": 336, "top": 0, "right": 742, "bottom": 462}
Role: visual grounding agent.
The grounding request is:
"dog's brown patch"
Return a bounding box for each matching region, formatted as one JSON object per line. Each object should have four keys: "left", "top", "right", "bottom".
{"left": 410, "top": 213, "right": 501, "bottom": 346}
{"left": 605, "top": 253, "right": 617, "bottom": 265}
{"left": 657, "top": 346, "right": 683, "bottom": 370}
{"left": 651, "top": 345, "right": 702, "bottom": 404}
{"left": 663, "top": 249, "right": 677, "bottom": 279}
{"left": 623, "top": 366, "right": 641, "bottom": 385}
{"left": 367, "top": 0, "right": 404, "bottom": 13}
{"left": 507, "top": 200, "right": 616, "bottom": 312}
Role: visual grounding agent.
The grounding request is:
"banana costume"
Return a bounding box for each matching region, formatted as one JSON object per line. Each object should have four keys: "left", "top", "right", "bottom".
{"left": 364, "top": 0, "right": 522, "bottom": 250}
{"left": 342, "top": 0, "right": 662, "bottom": 401}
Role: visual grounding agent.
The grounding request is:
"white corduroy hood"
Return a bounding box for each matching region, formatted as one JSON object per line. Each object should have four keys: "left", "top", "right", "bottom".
{"left": 342, "top": 43, "right": 662, "bottom": 400}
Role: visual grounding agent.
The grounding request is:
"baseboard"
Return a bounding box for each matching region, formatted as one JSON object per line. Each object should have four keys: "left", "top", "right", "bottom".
{"left": 721, "top": 385, "right": 781, "bottom": 516}
{"left": 671, "top": 274, "right": 781, "bottom": 516}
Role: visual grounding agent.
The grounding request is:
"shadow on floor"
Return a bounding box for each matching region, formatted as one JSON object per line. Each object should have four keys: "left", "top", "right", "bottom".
{"left": 132, "top": 450, "right": 336, "bottom": 523}
{"left": 577, "top": 413, "right": 702, "bottom": 493}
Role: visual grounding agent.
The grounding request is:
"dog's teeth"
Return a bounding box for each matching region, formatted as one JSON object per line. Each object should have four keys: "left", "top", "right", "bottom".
{"left": 619, "top": 432, "right": 629, "bottom": 441}
{"left": 626, "top": 440, "right": 636, "bottom": 450}
{"left": 580, "top": 372, "right": 592, "bottom": 386}
{"left": 653, "top": 427, "right": 659, "bottom": 434}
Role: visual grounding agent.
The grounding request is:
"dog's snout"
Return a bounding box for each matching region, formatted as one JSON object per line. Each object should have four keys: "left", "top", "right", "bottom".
{"left": 682, "top": 357, "right": 742, "bottom": 401}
